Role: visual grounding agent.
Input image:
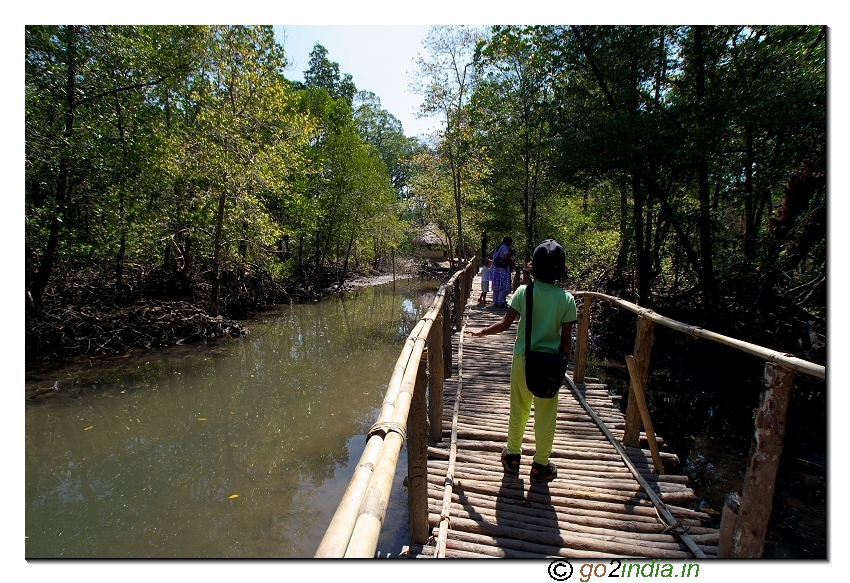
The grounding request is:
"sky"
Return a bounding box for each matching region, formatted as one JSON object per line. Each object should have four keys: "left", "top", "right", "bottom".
{"left": 275, "top": 25, "right": 437, "bottom": 139}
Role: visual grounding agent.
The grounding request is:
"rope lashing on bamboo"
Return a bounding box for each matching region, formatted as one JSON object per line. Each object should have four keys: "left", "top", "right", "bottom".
{"left": 768, "top": 352, "right": 798, "bottom": 365}
{"left": 367, "top": 420, "right": 407, "bottom": 441}
{"left": 659, "top": 511, "right": 691, "bottom": 535}
{"left": 434, "top": 314, "right": 469, "bottom": 558}
{"left": 564, "top": 375, "right": 708, "bottom": 559}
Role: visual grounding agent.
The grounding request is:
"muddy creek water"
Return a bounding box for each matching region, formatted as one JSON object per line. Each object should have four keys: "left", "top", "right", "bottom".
{"left": 25, "top": 278, "right": 441, "bottom": 558}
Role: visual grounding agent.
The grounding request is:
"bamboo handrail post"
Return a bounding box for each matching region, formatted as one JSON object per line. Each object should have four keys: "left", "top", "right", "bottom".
{"left": 625, "top": 355, "right": 664, "bottom": 475}
{"left": 461, "top": 267, "right": 468, "bottom": 308}
{"left": 428, "top": 315, "right": 445, "bottom": 444}
{"left": 408, "top": 351, "right": 430, "bottom": 545}
{"left": 344, "top": 431, "right": 404, "bottom": 557}
{"left": 716, "top": 492, "right": 741, "bottom": 558}
{"left": 453, "top": 277, "right": 463, "bottom": 330}
{"left": 314, "top": 434, "right": 386, "bottom": 557}
{"left": 372, "top": 320, "right": 427, "bottom": 423}
{"left": 623, "top": 315, "right": 654, "bottom": 448}
{"left": 730, "top": 362, "right": 795, "bottom": 558}
{"left": 442, "top": 298, "right": 452, "bottom": 378}
{"left": 346, "top": 336, "right": 427, "bottom": 557}
{"left": 462, "top": 264, "right": 469, "bottom": 305}
{"left": 573, "top": 296, "right": 592, "bottom": 383}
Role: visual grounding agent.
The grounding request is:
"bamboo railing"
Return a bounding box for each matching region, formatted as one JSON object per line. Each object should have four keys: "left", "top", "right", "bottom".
{"left": 570, "top": 292, "right": 825, "bottom": 381}
{"left": 569, "top": 291, "right": 825, "bottom": 559}
{"left": 315, "top": 257, "right": 479, "bottom": 558}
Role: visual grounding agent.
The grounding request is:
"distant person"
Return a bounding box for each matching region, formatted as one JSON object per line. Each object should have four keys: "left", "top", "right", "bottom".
{"left": 510, "top": 247, "right": 523, "bottom": 291}
{"left": 466, "top": 239, "right": 577, "bottom": 482}
{"left": 478, "top": 258, "right": 492, "bottom": 304}
{"left": 490, "top": 236, "right": 514, "bottom": 308}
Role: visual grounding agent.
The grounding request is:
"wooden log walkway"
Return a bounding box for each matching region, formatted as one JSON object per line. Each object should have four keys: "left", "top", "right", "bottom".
{"left": 404, "top": 273, "right": 719, "bottom": 559}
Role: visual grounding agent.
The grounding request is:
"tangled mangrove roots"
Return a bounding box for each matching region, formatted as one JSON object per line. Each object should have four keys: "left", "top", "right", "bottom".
{"left": 26, "top": 298, "right": 247, "bottom": 363}
{"left": 25, "top": 257, "right": 424, "bottom": 364}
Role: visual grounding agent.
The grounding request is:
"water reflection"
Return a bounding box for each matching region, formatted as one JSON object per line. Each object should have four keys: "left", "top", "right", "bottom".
{"left": 26, "top": 278, "right": 439, "bottom": 558}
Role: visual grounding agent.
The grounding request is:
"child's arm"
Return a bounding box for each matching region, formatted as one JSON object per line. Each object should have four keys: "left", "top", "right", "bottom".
{"left": 466, "top": 307, "right": 519, "bottom": 337}
{"left": 560, "top": 321, "right": 574, "bottom": 357}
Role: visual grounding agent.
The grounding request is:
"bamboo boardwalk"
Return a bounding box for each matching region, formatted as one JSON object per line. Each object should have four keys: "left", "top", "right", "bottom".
{"left": 405, "top": 273, "right": 719, "bottom": 559}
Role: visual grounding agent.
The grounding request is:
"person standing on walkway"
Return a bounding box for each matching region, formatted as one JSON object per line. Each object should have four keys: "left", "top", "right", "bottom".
{"left": 478, "top": 258, "right": 492, "bottom": 304}
{"left": 466, "top": 239, "right": 577, "bottom": 482}
{"left": 490, "top": 236, "right": 514, "bottom": 308}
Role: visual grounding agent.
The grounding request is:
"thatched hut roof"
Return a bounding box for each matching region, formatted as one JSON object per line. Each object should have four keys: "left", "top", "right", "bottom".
{"left": 413, "top": 223, "right": 448, "bottom": 247}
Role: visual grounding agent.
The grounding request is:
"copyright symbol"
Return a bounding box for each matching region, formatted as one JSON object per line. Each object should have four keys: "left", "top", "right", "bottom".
{"left": 548, "top": 560, "right": 573, "bottom": 581}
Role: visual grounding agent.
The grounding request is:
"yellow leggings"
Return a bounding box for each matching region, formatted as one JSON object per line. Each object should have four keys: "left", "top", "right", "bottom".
{"left": 506, "top": 354, "right": 559, "bottom": 465}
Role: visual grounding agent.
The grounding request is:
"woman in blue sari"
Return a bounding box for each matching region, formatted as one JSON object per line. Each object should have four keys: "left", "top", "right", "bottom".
{"left": 490, "top": 236, "right": 514, "bottom": 307}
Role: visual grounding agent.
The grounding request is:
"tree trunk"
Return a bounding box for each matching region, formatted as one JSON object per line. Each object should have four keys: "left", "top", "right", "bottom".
{"left": 339, "top": 232, "right": 356, "bottom": 287}
{"left": 210, "top": 188, "right": 227, "bottom": 317}
{"left": 30, "top": 25, "right": 77, "bottom": 304}
{"left": 743, "top": 125, "right": 756, "bottom": 261}
{"left": 615, "top": 178, "right": 630, "bottom": 288}
{"left": 693, "top": 26, "right": 718, "bottom": 311}
{"left": 632, "top": 175, "right": 652, "bottom": 306}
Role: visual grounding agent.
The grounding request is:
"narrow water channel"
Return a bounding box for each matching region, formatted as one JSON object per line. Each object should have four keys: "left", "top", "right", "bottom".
{"left": 25, "top": 278, "right": 440, "bottom": 558}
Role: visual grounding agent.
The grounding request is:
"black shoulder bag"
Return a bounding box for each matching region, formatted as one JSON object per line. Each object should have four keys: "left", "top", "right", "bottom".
{"left": 524, "top": 283, "right": 568, "bottom": 399}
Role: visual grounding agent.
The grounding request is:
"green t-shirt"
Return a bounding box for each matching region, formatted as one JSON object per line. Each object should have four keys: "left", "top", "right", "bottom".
{"left": 509, "top": 282, "right": 577, "bottom": 355}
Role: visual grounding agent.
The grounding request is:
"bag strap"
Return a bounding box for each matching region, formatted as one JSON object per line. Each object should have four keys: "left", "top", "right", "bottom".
{"left": 525, "top": 282, "right": 534, "bottom": 357}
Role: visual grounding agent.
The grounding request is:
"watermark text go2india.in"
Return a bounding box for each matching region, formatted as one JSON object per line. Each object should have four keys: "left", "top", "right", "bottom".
{"left": 549, "top": 559, "right": 701, "bottom": 581}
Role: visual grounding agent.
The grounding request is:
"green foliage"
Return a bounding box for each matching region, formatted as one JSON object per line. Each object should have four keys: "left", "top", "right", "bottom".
{"left": 25, "top": 25, "right": 415, "bottom": 313}
{"left": 432, "top": 25, "right": 826, "bottom": 315}
{"left": 303, "top": 43, "right": 357, "bottom": 103}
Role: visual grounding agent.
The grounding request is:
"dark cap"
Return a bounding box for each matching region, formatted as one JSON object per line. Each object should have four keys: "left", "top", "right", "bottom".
{"left": 532, "top": 239, "right": 566, "bottom": 280}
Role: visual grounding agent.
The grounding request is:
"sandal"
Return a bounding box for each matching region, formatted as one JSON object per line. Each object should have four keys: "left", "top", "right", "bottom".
{"left": 530, "top": 461, "right": 558, "bottom": 483}
{"left": 501, "top": 448, "right": 520, "bottom": 475}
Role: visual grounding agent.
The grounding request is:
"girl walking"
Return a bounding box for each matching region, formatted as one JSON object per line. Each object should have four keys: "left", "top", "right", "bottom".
{"left": 467, "top": 239, "right": 577, "bottom": 482}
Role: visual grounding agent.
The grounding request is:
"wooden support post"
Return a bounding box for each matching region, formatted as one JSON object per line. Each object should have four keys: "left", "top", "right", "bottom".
{"left": 625, "top": 355, "right": 664, "bottom": 475}
{"left": 716, "top": 492, "right": 741, "bottom": 558}
{"left": 730, "top": 362, "right": 795, "bottom": 558}
{"left": 573, "top": 296, "right": 592, "bottom": 383}
{"left": 623, "top": 316, "right": 654, "bottom": 447}
{"left": 408, "top": 352, "right": 430, "bottom": 545}
{"left": 442, "top": 300, "right": 452, "bottom": 378}
{"left": 461, "top": 268, "right": 468, "bottom": 307}
{"left": 453, "top": 277, "right": 463, "bottom": 330}
{"left": 428, "top": 318, "right": 445, "bottom": 445}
